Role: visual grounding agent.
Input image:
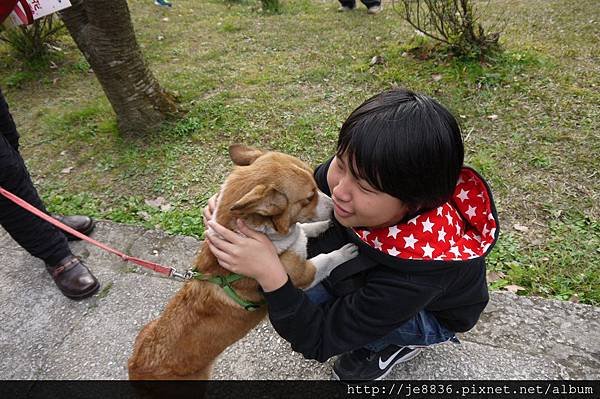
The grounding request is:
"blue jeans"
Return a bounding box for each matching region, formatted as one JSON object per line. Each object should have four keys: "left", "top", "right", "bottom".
{"left": 305, "top": 283, "right": 459, "bottom": 352}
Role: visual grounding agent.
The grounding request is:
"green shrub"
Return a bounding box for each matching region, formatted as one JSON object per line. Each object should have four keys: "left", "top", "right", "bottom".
{"left": 0, "top": 15, "right": 65, "bottom": 61}
{"left": 261, "top": 0, "right": 281, "bottom": 13}
{"left": 394, "top": 0, "right": 501, "bottom": 59}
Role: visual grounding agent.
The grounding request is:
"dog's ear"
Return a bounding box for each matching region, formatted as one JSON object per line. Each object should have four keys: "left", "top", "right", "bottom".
{"left": 272, "top": 210, "right": 292, "bottom": 235}
{"left": 229, "top": 144, "right": 265, "bottom": 166}
{"left": 230, "top": 184, "right": 288, "bottom": 216}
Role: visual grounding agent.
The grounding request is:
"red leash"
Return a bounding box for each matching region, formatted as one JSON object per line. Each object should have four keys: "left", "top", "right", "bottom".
{"left": 0, "top": 186, "right": 187, "bottom": 279}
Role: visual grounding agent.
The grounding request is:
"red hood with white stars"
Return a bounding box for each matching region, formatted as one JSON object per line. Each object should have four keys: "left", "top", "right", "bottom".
{"left": 353, "top": 167, "right": 498, "bottom": 261}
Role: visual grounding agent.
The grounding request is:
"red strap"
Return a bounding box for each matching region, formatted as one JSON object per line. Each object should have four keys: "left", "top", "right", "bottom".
{"left": 0, "top": 186, "right": 174, "bottom": 276}
{"left": 20, "top": 0, "right": 34, "bottom": 24}
{"left": 8, "top": 0, "right": 34, "bottom": 25}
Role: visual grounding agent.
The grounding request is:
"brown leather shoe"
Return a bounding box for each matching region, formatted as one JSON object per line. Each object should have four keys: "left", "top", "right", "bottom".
{"left": 51, "top": 214, "right": 95, "bottom": 241}
{"left": 46, "top": 255, "right": 100, "bottom": 299}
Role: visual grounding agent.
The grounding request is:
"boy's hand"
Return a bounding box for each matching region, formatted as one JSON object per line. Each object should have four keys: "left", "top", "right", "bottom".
{"left": 206, "top": 219, "right": 287, "bottom": 292}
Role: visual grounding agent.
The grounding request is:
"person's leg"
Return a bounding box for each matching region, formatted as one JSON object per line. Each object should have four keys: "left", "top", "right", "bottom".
{"left": 338, "top": 0, "right": 357, "bottom": 11}
{"left": 0, "top": 137, "right": 100, "bottom": 298}
{"left": 0, "top": 89, "right": 99, "bottom": 299}
{"left": 304, "top": 282, "right": 334, "bottom": 304}
{"left": 0, "top": 136, "right": 70, "bottom": 266}
{"left": 360, "top": 0, "right": 382, "bottom": 13}
{"left": 333, "top": 310, "right": 458, "bottom": 380}
{"left": 365, "top": 310, "right": 458, "bottom": 351}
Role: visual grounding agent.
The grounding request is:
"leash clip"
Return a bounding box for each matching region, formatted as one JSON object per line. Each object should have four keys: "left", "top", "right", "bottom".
{"left": 169, "top": 267, "right": 196, "bottom": 280}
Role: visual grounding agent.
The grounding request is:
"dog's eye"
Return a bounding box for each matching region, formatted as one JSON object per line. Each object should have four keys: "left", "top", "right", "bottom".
{"left": 303, "top": 193, "right": 315, "bottom": 204}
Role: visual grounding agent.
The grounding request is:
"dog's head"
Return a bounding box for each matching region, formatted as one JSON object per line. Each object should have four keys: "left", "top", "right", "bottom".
{"left": 226, "top": 144, "right": 332, "bottom": 235}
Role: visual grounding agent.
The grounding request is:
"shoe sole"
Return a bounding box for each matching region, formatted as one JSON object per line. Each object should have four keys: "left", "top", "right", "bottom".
{"left": 331, "top": 347, "right": 423, "bottom": 382}
{"left": 61, "top": 281, "right": 101, "bottom": 300}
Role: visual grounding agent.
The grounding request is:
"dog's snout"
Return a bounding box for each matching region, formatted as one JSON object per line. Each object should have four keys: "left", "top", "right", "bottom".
{"left": 314, "top": 191, "right": 333, "bottom": 220}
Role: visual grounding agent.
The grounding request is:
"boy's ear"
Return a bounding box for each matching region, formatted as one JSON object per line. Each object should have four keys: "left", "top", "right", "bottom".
{"left": 230, "top": 184, "right": 288, "bottom": 216}
{"left": 229, "top": 144, "right": 265, "bottom": 166}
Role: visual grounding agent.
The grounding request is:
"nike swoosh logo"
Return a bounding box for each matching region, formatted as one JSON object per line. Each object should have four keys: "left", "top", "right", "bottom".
{"left": 378, "top": 348, "right": 403, "bottom": 370}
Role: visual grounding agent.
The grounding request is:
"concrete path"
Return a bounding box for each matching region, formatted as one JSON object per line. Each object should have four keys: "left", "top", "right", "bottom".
{"left": 1, "top": 221, "right": 598, "bottom": 380}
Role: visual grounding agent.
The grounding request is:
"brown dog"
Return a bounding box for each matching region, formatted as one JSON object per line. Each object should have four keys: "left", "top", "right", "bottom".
{"left": 128, "top": 145, "right": 357, "bottom": 380}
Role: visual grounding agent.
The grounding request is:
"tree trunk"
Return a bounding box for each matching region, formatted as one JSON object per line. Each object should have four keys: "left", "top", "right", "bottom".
{"left": 59, "top": 0, "right": 178, "bottom": 136}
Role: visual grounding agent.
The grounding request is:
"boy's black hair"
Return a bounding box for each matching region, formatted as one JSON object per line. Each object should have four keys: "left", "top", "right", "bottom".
{"left": 337, "top": 88, "right": 464, "bottom": 211}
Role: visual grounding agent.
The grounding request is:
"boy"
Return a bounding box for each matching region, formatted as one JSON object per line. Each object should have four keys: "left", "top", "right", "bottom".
{"left": 206, "top": 88, "right": 499, "bottom": 381}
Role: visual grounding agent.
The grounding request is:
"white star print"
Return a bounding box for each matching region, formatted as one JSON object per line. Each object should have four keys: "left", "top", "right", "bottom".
{"left": 408, "top": 215, "right": 419, "bottom": 225}
{"left": 445, "top": 212, "right": 454, "bottom": 225}
{"left": 437, "top": 227, "right": 447, "bottom": 242}
{"left": 404, "top": 234, "right": 418, "bottom": 249}
{"left": 361, "top": 230, "right": 370, "bottom": 240}
{"left": 422, "top": 217, "right": 435, "bottom": 233}
{"left": 465, "top": 205, "right": 477, "bottom": 219}
{"left": 436, "top": 206, "right": 444, "bottom": 216}
{"left": 489, "top": 228, "right": 496, "bottom": 238}
{"left": 463, "top": 247, "right": 477, "bottom": 257}
{"left": 482, "top": 224, "right": 490, "bottom": 237}
{"left": 387, "top": 225, "right": 401, "bottom": 239}
{"left": 457, "top": 188, "right": 470, "bottom": 202}
{"left": 372, "top": 237, "right": 383, "bottom": 250}
{"left": 457, "top": 175, "right": 465, "bottom": 184}
{"left": 449, "top": 246, "right": 462, "bottom": 258}
{"left": 449, "top": 238, "right": 455, "bottom": 246}
{"left": 455, "top": 221, "right": 462, "bottom": 234}
{"left": 387, "top": 247, "right": 400, "bottom": 256}
{"left": 422, "top": 243, "right": 435, "bottom": 258}
{"left": 488, "top": 213, "right": 495, "bottom": 221}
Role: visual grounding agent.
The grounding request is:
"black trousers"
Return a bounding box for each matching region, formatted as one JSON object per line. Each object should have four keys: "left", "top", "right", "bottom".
{"left": 339, "top": 0, "right": 381, "bottom": 8}
{"left": 0, "top": 87, "right": 70, "bottom": 266}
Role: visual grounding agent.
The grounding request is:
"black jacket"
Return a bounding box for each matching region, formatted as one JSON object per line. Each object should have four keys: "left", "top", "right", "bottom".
{"left": 263, "top": 159, "right": 499, "bottom": 362}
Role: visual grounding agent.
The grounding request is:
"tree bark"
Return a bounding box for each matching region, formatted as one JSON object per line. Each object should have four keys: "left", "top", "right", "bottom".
{"left": 59, "top": 0, "right": 178, "bottom": 136}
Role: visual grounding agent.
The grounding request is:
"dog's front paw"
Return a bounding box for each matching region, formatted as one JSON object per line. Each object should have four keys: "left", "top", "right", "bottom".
{"left": 300, "top": 220, "right": 333, "bottom": 238}
{"left": 338, "top": 243, "right": 359, "bottom": 262}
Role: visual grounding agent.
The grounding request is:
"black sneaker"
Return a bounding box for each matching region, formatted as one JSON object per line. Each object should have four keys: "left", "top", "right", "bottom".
{"left": 332, "top": 345, "right": 423, "bottom": 381}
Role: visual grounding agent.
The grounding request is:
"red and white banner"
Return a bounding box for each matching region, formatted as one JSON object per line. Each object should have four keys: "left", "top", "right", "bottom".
{"left": 3, "top": 0, "right": 71, "bottom": 27}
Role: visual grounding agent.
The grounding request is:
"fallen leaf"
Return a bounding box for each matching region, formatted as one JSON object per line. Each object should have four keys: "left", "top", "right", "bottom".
{"left": 137, "top": 211, "right": 151, "bottom": 221}
{"left": 513, "top": 223, "right": 529, "bottom": 232}
{"left": 145, "top": 197, "right": 166, "bottom": 209}
{"left": 431, "top": 73, "right": 442, "bottom": 82}
{"left": 162, "top": 17, "right": 169, "bottom": 22}
{"left": 486, "top": 271, "right": 505, "bottom": 283}
{"left": 487, "top": 114, "right": 499, "bottom": 120}
{"left": 569, "top": 294, "right": 579, "bottom": 303}
{"left": 369, "top": 55, "right": 384, "bottom": 66}
{"left": 504, "top": 284, "right": 526, "bottom": 293}
{"left": 61, "top": 166, "right": 74, "bottom": 174}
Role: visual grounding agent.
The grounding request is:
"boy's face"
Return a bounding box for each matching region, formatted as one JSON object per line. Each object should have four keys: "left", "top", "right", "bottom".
{"left": 326, "top": 154, "right": 409, "bottom": 229}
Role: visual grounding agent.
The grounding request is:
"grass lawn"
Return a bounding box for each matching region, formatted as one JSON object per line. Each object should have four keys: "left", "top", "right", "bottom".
{"left": 0, "top": 0, "right": 598, "bottom": 305}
